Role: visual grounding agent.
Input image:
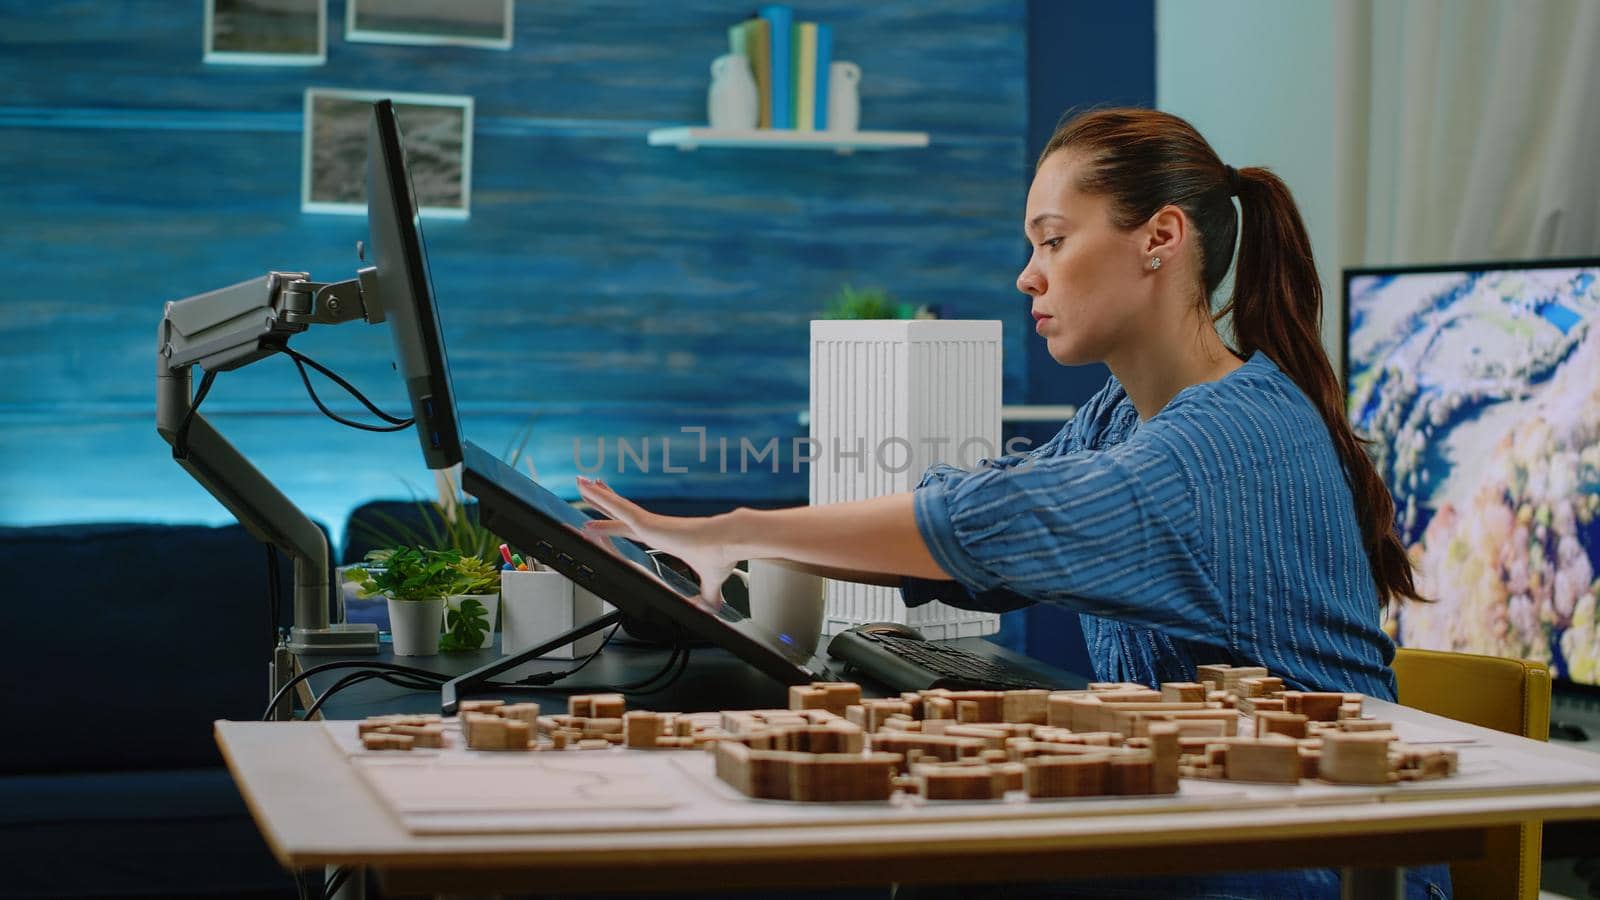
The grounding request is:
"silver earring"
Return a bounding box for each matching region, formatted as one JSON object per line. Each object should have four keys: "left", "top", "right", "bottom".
{"left": 1149, "top": 256, "right": 1162, "bottom": 271}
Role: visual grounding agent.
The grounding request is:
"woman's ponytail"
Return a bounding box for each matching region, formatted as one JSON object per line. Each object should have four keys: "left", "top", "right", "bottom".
{"left": 1225, "top": 168, "right": 1422, "bottom": 607}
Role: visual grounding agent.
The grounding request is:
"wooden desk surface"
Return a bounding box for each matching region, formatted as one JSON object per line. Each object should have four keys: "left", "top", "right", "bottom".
{"left": 217, "top": 698, "right": 1600, "bottom": 896}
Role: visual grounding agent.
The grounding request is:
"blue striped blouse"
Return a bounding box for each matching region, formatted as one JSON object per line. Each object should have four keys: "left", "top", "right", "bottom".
{"left": 905, "top": 351, "right": 1399, "bottom": 700}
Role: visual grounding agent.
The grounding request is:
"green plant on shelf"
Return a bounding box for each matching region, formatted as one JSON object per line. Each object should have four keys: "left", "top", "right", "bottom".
{"left": 822, "top": 284, "right": 934, "bottom": 320}
{"left": 822, "top": 284, "right": 898, "bottom": 319}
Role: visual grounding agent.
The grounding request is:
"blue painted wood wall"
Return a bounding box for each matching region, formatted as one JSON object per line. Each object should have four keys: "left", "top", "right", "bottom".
{"left": 0, "top": 0, "right": 1030, "bottom": 551}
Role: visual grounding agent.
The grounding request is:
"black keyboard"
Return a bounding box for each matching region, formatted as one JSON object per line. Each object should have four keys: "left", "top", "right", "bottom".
{"left": 827, "top": 628, "right": 1059, "bottom": 692}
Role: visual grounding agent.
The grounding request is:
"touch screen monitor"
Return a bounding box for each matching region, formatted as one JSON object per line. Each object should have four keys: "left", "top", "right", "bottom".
{"left": 462, "top": 445, "right": 839, "bottom": 685}
{"left": 1344, "top": 259, "right": 1600, "bottom": 690}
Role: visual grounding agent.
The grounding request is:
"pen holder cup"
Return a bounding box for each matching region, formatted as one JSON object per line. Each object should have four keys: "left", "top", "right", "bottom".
{"left": 500, "top": 569, "right": 612, "bottom": 660}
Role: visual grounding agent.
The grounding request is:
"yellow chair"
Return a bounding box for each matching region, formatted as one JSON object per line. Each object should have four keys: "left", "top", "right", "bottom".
{"left": 1392, "top": 647, "right": 1551, "bottom": 900}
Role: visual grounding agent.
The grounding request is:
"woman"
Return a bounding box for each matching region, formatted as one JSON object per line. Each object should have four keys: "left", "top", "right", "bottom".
{"left": 578, "top": 108, "right": 1447, "bottom": 899}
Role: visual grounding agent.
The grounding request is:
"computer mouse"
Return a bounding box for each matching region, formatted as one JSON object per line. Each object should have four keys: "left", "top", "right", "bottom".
{"left": 857, "top": 621, "right": 926, "bottom": 641}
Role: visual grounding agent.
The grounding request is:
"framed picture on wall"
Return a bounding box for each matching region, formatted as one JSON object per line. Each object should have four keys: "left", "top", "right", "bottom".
{"left": 345, "top": 0, "right": 514, "bottom": 50}
{"left": 302, "top": 88, "right": 474, "bottom": 219}
{"left": 204, "top": 0, "right": 326, "bottom": 65}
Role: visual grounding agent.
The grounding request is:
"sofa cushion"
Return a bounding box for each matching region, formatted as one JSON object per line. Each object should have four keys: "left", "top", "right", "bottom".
{"left": 0, "top": 522, "right": 305, "bottom": 773}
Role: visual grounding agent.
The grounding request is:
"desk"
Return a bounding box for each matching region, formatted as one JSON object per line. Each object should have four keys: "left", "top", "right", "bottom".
{"left": 231, "top": 645, "right": 1600, "bottom": 898}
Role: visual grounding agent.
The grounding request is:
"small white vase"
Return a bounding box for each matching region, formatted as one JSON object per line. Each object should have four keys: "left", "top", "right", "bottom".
{"left": 827, "top": 61, "right": 861, "bottom": 132}
{"left": 387, "top": 596, "right": 445, "bottom": 656}
{"left": 708, "top": 53, "right": 759, "bottom": 130}
{"left": 445, "top": 593, "right": 500, "bottom": 650}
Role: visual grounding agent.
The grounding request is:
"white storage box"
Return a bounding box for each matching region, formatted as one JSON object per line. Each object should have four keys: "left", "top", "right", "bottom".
{"left": 500, "top": 569, "right": 612, "bottom": 659}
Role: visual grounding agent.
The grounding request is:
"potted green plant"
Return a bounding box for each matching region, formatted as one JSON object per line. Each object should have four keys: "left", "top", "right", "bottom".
{"left": 441, "top": 553, "right": 501, "bottom": 651}
{"left": 351, "top": 467, "right": 506, "bottom": 562}
{"left": 820, "top": 285, "right": 936, "bottom": 321}
{"left": 342, "top": 464, "right": 515, "bottom": 632}
{"left": 822, "top": 284, "right": 901, "bottom": 319}
{"left": 345, "top": 547, "right": 464, "bottom": 656}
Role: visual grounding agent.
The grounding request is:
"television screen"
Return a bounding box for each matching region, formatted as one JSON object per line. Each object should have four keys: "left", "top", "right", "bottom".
{"left": 1344, "top": 259, "right": 1600, "bottom": 689}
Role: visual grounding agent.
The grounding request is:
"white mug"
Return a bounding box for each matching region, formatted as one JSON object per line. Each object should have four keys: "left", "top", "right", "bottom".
{"left": 729, "top": 560, "right": 827, "bottom": 657}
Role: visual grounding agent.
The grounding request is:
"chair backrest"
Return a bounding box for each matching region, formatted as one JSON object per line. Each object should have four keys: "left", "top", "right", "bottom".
{"left": 1392, "top": 646, "right": 1550, "bottom": 900}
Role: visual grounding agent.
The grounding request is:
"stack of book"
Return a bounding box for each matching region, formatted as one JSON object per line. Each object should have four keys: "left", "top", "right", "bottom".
{"left": 727, "top": 5, "right": 834, "bottom": 131}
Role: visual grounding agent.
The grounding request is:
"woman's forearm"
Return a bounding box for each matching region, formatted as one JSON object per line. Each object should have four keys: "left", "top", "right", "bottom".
{"left": 767, "top": 558, "right": 907, "bottom": 588}
{"left": 713, "top": 493, "right": 952, "bottom": 581}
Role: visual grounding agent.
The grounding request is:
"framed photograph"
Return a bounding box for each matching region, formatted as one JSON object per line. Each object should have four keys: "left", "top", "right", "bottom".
{"left": 204, "top": 0, "right": 326, "bottom": 66}
{"left": 302, "top": 88, "right": 474, "bottom": 219}
{"left": 346, "top": 0, "right": 514, "bottom": 50}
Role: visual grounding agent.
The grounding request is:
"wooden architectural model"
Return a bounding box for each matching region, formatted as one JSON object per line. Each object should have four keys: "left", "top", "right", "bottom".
{"left": 351, "top": 664, "right": 1459, "bottom": 802}
{"left": 357, "top": 713, "right": 448, "bottom": 751}
{"left": 358, "top": 695, "right": 729, "bottom": 753}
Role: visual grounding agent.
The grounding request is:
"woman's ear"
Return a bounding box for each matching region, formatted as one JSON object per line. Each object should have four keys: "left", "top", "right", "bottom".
{"left": 1143, "top": 205, "right": 1187, "bottom": 261}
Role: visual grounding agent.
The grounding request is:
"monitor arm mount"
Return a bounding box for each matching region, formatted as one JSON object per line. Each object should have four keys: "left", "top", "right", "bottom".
{"left": 156, "top": 267, "right": 387, "bottom": 662}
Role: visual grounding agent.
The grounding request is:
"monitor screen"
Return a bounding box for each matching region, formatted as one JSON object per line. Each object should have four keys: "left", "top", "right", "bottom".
{"left": 366, "top": 99, "right": 463, "bottom": 470}
{"left": 1344, "top": 259, "right": 1600, "bottom": 690}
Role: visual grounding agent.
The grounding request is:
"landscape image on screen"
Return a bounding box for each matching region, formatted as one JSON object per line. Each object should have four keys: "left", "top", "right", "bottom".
{"left": 1346, "top": 263, "right": 1600, "bottom": 687}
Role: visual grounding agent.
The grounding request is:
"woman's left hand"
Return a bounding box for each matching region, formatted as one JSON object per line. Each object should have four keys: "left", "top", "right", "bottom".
{"left": 575, "top": 476, "right": 738, "bottom": 608}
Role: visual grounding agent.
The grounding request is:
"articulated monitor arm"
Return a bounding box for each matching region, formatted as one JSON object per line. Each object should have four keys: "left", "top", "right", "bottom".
{"left": 156, "top": 268, "right": 386, "bottom": 657}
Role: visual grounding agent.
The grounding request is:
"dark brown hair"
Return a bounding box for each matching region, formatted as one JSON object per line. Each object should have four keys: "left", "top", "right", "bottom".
{"left": 1040, "top": 107, "right": 1421, "bottom": 608}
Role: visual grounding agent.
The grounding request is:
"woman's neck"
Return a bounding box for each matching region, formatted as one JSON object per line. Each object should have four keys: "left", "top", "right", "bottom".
{"left": 1108, "top": 317, "right": 1244, "bottom": 421}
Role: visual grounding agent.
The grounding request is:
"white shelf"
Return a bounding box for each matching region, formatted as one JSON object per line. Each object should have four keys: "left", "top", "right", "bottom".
{"left": 647, "top": 126, "right": 929, "bottom": 154}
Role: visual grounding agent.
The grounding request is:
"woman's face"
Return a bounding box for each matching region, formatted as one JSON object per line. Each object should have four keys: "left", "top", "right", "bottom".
{"left": 1017, "top": 151, "right": 1156, "bottom": 366}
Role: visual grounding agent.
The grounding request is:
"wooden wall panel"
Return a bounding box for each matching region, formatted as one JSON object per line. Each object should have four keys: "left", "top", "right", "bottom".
{"left": 0, "top": 1, "right": 1028, "bottom": 548}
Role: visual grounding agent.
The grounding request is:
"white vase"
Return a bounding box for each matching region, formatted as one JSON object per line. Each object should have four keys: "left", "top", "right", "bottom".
{"left": 827, "top": 61, "right": 860, "bottom": 132}
{"left": 387, "top": 595, "right": 445, "bottom": 656}
{"left": 708, "top": 53, "right": 759, "bottom": 130}
{"left": 445, "top": 593, "right": 500, "bottom": 650}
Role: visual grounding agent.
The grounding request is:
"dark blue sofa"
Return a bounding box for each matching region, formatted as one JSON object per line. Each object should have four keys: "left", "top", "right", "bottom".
{"left": 0, "top": 522, "right": 298, "bottom": 898}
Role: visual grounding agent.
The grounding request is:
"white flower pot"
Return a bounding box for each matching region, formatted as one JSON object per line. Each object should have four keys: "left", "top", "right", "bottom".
{"left": 387, "top": 595, "right": 445, "bottom": 656}
{"left": 445, "top": 593, "right": 500, "bottom": 650}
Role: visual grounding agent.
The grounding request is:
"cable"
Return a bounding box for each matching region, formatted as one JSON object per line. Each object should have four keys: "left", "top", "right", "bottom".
{"left": 265, "top": 543, "right": 282, "bottom": 656}
{"left": 280, "top": 344, "right": 410, "bottom": 424}
{"left": 261, "top": 660, "right": 447, "bottom": 721}
{"left": 612, "top": 645, "right": 685, "bottom": 692}
{"left": 279, "top": 344, "right": 414, "bottom": 432}
{"left": 320, "top": 865, "right": 352, "bottom": 900}
{"left": 631, "top": 645, "right": 692, "bottom": 695}
{"left": 301, "top": 669, "right": 442, "bottom": 721}
{"left": 171, "top": 367, "right": 217, "bottom": 460}
{"left": 518, "top": 644, "right": 690, "bottom": 697}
